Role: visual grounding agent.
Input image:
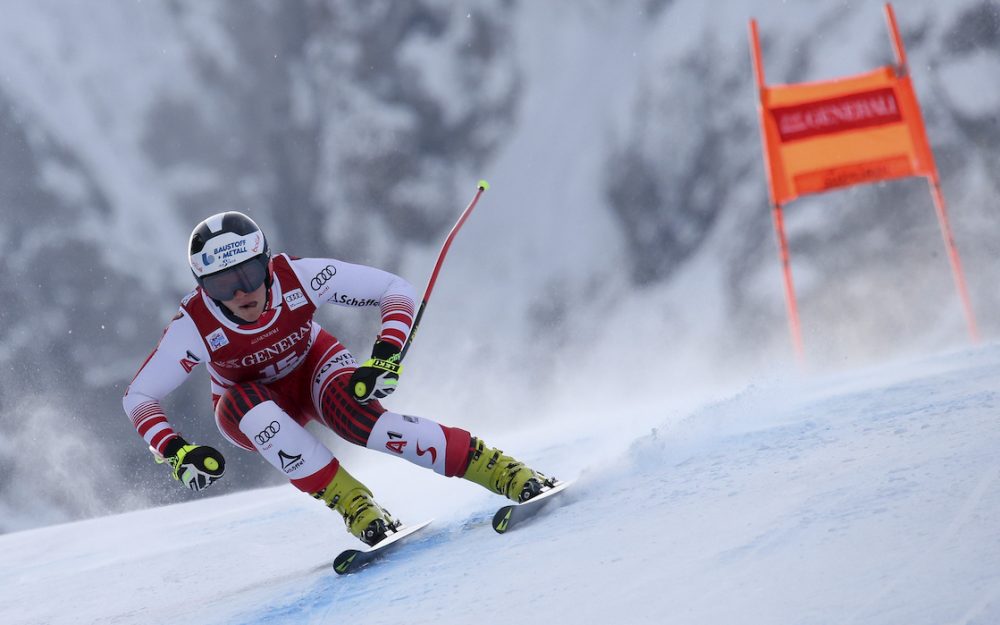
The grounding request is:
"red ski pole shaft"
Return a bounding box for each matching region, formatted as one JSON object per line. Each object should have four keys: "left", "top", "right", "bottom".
{"left": 400, "top": 180, "right": 489, "bottom": 362}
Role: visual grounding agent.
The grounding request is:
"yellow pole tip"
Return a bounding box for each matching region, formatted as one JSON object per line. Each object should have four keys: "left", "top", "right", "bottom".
{"left": 478, "top": 179, "right": 490, "bottom": 191}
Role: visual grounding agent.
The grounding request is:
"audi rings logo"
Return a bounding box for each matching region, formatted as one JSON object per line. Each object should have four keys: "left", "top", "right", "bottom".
{"left": 255, "top": 421, "right": 281, "bottom": 444}
{"left": 310, "top": 265, "right": 337, "bottom": 290}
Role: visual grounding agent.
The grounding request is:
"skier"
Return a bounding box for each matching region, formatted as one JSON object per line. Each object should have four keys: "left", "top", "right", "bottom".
{"left": 123, "top": 211, "right": 551, "bottom": 545}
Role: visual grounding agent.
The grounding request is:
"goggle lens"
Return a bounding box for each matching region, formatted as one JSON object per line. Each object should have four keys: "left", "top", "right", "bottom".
{"left": 201, "top": 256, "right": 268, "bottom": 301}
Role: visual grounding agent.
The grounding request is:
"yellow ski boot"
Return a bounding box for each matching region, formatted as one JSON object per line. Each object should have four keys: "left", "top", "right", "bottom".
{"left": 312, "top": 465, "right": 399, "bottom": 546}
{"left": 462, "top": 438, "right": 551, "bottom": 502}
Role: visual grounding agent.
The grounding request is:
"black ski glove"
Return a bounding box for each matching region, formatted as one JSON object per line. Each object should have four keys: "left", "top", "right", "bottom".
{"left": 156, "top": 436, "right": 226, "bottom": 491}
{"left": 350, "top": 340, "right": 403, "bottom": 403}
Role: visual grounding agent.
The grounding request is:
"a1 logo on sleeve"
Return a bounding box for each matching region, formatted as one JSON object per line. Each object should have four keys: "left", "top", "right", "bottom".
{"left": 283, "top": 288, "right": 308, "bottom": 311}
{"left": 206, "top": 328, "right": 229, "bottom": 351}
{"left": 180, "top": 350, "right": 202, "bottom": 373}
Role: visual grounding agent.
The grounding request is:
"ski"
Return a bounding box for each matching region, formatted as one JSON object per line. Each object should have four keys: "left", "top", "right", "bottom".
{"left": 492, "top": 480, "right": 572, "bottom": 534}
{"left": 332, "top": 519, "right": 433, "bottom": 575}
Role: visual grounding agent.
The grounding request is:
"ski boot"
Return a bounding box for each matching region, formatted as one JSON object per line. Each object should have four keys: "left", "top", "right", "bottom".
{"left": 312, "top": 465, "right": 399, "bottom": 546}
{"left": 462, "top": 438, "right": 552, "bottom": 503}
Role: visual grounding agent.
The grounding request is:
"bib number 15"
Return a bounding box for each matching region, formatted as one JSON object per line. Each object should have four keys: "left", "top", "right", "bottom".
{"left": 261, "top": 353, "right": 301, "bottom": 380}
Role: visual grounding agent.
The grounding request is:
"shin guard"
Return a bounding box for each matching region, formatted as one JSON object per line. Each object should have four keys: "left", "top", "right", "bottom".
{"left": 366, "top": 411, "right": 472, "bottom": 477}
{"left": 238, "top": 400, "right": 338, "bottom": 492}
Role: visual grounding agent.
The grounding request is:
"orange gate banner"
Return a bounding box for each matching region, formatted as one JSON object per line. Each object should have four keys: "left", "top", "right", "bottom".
{"left": 749, "top": 3, "right": 979, "bottom": 361}
{"left": 758, "top": 66, "right": 937, "bottom": 205}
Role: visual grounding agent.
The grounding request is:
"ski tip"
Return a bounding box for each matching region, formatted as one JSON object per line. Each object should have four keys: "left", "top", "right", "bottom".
{"left": 331, "top": 519, "right": 434, "bottom": 575}
{"left": 478, "top": 179, "right": 490, "bottom": 191}
{"left": 492, "top": 506, "right": 513, "bottom": 534}
{"left": 333, "top": 551, "right": 359, "bottom": 575}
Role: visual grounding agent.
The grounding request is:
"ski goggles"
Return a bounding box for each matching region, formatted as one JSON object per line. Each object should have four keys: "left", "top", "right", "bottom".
{"left": 199, "top": 255, "right": 269, "bottom": 301}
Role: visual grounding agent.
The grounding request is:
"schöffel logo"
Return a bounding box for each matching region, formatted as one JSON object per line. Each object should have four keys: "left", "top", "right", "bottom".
{"left": 278, "top": 449, "right": 304, "bottom": 473}
{"left": 255, "top": 421, "right": 281, "bottom": 445}
{"left": 771, "top": 87, "right": 902, "bottom": 142}
{"left": 329, "top": 292, "right": 379, "bottom": 307}
{"left": 310, "top": 265, "right": 337, "bottom": 290}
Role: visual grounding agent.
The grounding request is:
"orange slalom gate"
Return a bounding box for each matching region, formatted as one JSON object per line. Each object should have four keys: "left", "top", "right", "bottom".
{"left": 749, "top": 3, "right": 978, "bottom": 361}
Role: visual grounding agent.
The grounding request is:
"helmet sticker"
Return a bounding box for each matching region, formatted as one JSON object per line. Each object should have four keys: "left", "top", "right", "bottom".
{"left": 190, "top": 231, "right": 263, "bottom": 277}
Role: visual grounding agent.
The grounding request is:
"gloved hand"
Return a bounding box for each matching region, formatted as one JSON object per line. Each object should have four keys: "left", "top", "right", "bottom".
{"left": 350, "top": 340, "right": 403, "bottom": 403}
{"left": 154, "top": 436, "right": 226, "bottom": 491}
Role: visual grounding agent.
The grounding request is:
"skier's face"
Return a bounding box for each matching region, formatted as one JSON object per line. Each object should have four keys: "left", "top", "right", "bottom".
{"left": 222, "top": 283, "right": 267, "bottom": 323}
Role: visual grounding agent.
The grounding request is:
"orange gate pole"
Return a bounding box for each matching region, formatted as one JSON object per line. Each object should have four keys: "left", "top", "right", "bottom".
{"left": 885, "top": 3, "right": 979, "bottom": 342}
{"left": 750, "top": 18, "right": 805, "bottom": 362}
{"left": 927, "top": 178, "right": 980, "bottom": 342}
{"left": 771, "top": 202, "right": 805, "bottom": 361}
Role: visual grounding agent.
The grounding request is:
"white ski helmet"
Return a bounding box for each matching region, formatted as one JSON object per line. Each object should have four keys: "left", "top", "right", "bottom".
{"left": 188, "top": 211, "right": 271, "bottom": 301}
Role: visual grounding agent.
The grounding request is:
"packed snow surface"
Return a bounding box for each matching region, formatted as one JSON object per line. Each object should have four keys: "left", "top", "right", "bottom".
{"left": 4, "top": 345, "right": 1000, "bottom": 624}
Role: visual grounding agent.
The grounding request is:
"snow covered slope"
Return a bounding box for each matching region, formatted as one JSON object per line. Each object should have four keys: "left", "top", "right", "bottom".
{"left": 4, "top": 344, "right": 999, "bottom": 625}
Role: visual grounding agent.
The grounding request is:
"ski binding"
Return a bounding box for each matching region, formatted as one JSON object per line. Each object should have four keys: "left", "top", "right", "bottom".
{"left": 492, "top": 480, "right": 571, "bottom": 534}
{"left": 333, "top": 519, "right": 433, "bottom": 575}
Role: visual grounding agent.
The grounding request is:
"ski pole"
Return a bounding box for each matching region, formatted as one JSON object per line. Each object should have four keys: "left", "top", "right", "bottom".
{"left": 399, "top": 179, "right": 490, "bottom": 362}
